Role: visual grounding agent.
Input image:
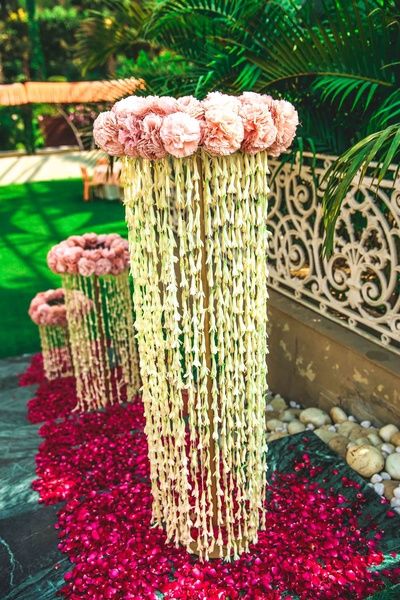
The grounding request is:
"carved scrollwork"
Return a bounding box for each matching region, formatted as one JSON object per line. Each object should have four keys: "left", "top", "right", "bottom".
{"left": 268, "top": 152, "right": 400, "bottom": 354}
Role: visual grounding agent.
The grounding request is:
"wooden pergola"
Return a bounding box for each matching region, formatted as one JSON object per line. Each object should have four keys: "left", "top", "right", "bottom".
{"left": 0, "top": 78, "right": 144, "bottom": 151}
{"left": 0, "top": 79, "right": 144, "bottom": 106}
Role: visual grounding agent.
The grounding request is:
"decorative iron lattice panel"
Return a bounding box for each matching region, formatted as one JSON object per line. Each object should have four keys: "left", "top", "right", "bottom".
{"left": 267, "top": 152, "right": 400, "bottom": 355}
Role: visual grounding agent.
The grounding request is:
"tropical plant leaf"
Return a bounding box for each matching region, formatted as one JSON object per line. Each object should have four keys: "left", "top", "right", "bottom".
{"left": 322, "top": 122, "right": 400, "bottom": 255}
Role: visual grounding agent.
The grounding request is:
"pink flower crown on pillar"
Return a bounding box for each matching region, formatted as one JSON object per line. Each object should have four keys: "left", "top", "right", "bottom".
{"left": 29, "top": 288, "right": 93, "bottom": 326}
{"left": 47, "top": 233, "right": 130, "bottom": 277}
{"left": 93, "top": 91, "right": 299, "bottom": 159}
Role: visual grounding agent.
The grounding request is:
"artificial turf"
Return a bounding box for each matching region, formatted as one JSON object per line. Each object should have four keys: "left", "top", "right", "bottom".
{"left": 0, "top": 179, "right": 127, "bottom": 358}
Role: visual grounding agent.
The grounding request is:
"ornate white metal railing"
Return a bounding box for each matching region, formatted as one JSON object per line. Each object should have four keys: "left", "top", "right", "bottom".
{"left": 267, "top": 152, "right": 400, "bottom": 355}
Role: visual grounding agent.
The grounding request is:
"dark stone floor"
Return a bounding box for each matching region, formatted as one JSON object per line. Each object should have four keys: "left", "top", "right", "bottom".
{"left": 0, "top": 356, "right": 68, "bottom": 599}
{"left": 0, "top": 355, "right": 399, "bottom": 600}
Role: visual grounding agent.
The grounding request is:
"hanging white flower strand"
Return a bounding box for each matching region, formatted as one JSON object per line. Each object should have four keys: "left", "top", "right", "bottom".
{"left": 38, "top": 324, "right": 73, "bottom": 380}
{"left": 122, "top": 148, "right": 270, "bottom": 560}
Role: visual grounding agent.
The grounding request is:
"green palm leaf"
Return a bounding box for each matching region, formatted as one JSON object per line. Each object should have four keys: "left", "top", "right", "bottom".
{"left": 323, "top": 122, "right": 400, "bottom": 255}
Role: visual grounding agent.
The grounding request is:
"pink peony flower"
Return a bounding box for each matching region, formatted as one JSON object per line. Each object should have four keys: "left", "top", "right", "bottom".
{"left": 160, "top": 112, "right": 201, "bottom": 158}
{"left": 94, "top": 258, "right": 112, "bottom": 276}
{"left": 77, "top": 257, "right": 96, "bottom": 277}
{"left": 202, "top": 105, "right": 244, "bottom": 156}
{"left": 137, "top": 113, "right": 166, "bottom": 159}
{"left": 93, "top": 111, "right": 124, "bottom": 157}
{"left": 267, "top": 99, "right": 299, "bottom": 157}
{"left": 239, "top": 94, "right": 277, "bottom": 154}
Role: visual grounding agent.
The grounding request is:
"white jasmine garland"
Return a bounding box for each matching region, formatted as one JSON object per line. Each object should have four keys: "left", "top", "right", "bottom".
{"left": 122, "top": 150, "right": 270, "bottom": 560}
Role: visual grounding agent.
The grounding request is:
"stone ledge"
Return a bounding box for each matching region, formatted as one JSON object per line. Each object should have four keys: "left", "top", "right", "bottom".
{"left": 268, "top": 290, "right": 400, "bottom": 427}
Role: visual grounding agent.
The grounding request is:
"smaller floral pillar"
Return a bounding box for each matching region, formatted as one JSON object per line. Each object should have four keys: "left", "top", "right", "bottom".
{"left": 29, "top": 289, "right": 74, "bottom": 380}
{"left": 47, "top": 233, "right": 141, "bottom": 410}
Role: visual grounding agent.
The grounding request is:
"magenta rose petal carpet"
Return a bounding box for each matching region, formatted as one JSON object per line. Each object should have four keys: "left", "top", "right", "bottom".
{"left": 1, "top": 354, "right": 399, "bottom": 599}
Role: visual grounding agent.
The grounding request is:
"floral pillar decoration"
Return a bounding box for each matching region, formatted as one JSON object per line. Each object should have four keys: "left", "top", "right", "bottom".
{"left": 94, "top": 92, "right": 298, "bottom": 559}
{"left": 47, "top": 233, "right": 141, "bottom": 411}
{"left": 28, "top": 288, "right": 74, "bottom": 380}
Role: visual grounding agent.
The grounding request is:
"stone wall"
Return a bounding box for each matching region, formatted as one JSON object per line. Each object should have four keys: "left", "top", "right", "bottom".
{"left": 268, "top": 290, "right": 400, "bottom": 427}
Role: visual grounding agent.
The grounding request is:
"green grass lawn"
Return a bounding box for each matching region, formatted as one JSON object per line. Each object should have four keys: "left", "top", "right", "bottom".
{"left": 0, "top": 179, "right": 127, "bottom": 358}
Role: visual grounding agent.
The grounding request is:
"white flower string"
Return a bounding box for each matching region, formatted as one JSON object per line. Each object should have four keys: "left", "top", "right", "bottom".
{"left": 122, "top": 150, "right": 270, "bottom": 560}
{"left": 62, "top": 271, "right": 141, "bottom": 411}
{"left": 38, "top": 324, "right": 73, "bottom": 380}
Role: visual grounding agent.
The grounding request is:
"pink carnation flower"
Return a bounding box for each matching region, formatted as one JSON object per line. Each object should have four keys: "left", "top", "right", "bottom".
{"left": 83, "top": 248, "right": 103, "bottom": 261}
{"left": 111, "top": 258, "right": 126, "bottom": 275}
{"left": 112, "top": 95, "right": 149, "bottom": 118}
{"left": 83, "top": 232, "right": 98, "bottom": 245}
{"left": 93, "top": 111, "right": 124, "bottom": 157}
{"left": 202, "top": 92, "right": 241, "bottom": 114}
{"left": 150, "top": 96, "right": 180, "bottom": 116}
{"left": 177, "top": 96, "right": 204, "bottom": 119}
{"left": 94, "top": 258, "right": 113, "bottom": 276}
{"left": 78, "top": 257, "right": 96, "bottom": 277}
{"left": 113, "top": 95, "right": 179, "bottom": 119}
{"left": 48, "top": 233, "right": 129, "bottom": 276}
{"left": 268, "top": 99, "right": 299, "bottom": 156}
{"left": 118, "top": 116, "right": 142, "bottom": 157}
{"left": 160, "top": 112, "right": 201, "bottom": 158}
{"left": 239, "top": 94, "right": 277, "bottom": 154}
{"left": 29, "top": 289, "right": 68, "bottom": 327}
{"left": 202, "top": 105, "right": 244, "bottom": 156}
{"left": 137, "top": 113, "right": 166, "bottom": 159}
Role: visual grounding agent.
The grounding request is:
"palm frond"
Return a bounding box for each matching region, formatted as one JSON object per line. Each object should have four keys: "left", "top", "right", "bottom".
{"left": 75, "top": 0, "right": 151, "bottom": 74}
{"left": 312, "top": 77, "right": 380, "bottom": 111}
{"left": 322, "top": 122, "right": 400, "bottom": 255}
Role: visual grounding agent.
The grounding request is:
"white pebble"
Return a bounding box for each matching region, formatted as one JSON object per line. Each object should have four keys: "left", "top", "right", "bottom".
{"left": 381, "top": 443, "right": 395, "bottom": 454}
{"left": 306, "top": 423, "right": 315, "bottom": 430}
{"left": 394, "top": 507, "right": 400, "bottom": 515}
{"left": 328, "top": 425, "right": 337, "bottom": 432}
{"left": 396, "top": 447, "right": 400, "bottom": 453}
{"left": 348, "top": 416, "right": 356, "bottom": 422}
{"left": 289, "top": 400, "right": 297, "bottom": 408}
{"left": 266, "top": 404, "right": 274, "bottom": 412}
{"left": 394, "top": 487, "right": 400, "bottom": 499}
{"left": 373, "top": 483, "right": 384, "bottom": 496}
{"left": 371, "top": 474, "right": 382, "bottom": 484}
{"left": 380, "top": 472, "right": 391, "bottom": 480}
{"left": 379, "top": 424, "right": 399, "bottom": 443}
{"left": 390, "top": 497, "right": 400, "bottom": 507}
{"left": 361, "top": 420, "right": 371, "bottom": 428}
{"left": 386, "top": 454, "right": 400, "bottom": 479}
{"left": 300, "top": 407, "right": 331, "bottom": 427}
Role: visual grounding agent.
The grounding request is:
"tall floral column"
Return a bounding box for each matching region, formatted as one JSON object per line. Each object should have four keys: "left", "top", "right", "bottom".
{"left": 28, "top": 288, "right": 75, "bottom": 380}
{"left": 94, "top": 92, "right": 298, "bottom": 560}
{"left": 47, "top": 233, "right": 141, "bottom": 411}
